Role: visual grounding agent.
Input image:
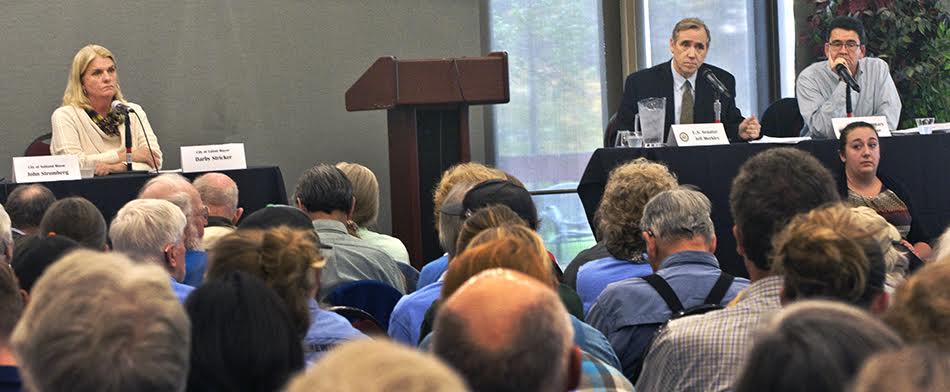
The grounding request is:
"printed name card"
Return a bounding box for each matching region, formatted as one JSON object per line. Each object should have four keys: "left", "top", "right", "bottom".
{"left": 670, "top": 123, "right": 729, "bottom": 147}
{"left": 831, "top": 116, "right": 891, "bottom": 139}
{"left": 12, "top": 155, "right": 81, "bottom": 183}
{"left": 180, "top": 143, "right": 247, "bottom": 173}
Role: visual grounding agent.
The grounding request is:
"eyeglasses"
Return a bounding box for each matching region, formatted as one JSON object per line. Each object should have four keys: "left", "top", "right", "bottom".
{"left": 828, "top": 40, "right": 861, "bottom": 50}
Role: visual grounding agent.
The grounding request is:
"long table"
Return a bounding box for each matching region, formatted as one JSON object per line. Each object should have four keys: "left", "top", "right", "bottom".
{"left": 578, "top": 134, "right": 950, "bottom": 278}
{"left": 1, "top": 166, "right": 288, "bottom": 223}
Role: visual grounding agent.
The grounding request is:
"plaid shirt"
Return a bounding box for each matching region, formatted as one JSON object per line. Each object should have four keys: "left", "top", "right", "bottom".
{"left": 635, "top": 276, "right": 784, "bottom": 392}
{"left": 577, "top": 350, "right": 635, "bottom": 391}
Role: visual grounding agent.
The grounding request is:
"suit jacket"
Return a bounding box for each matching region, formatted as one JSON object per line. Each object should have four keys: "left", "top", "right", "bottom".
{"left": 616, "top": 60, "right": 745, "bottom": 142}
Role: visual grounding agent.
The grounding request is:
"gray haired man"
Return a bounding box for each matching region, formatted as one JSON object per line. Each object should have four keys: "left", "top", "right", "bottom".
{"left": 586, "top": 188, "right": 749, "bottom": 382}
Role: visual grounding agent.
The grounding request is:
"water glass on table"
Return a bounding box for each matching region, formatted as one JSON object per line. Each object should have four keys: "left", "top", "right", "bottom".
{"left": 916, "top": 117, "right": 935, "bottom": 135}
{"left": 637, "top": 97, "right": 666, "bottom": 147}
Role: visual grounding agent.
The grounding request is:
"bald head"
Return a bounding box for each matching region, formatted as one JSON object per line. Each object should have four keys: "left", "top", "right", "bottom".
{"left": 193, "top": 173, "right": 241, "bottom": 223}
{"left": 433, "top": 269, "right": 576, "bottom": 392}
{"left": 139, "top": 174, "right": 207, "bottom": 250}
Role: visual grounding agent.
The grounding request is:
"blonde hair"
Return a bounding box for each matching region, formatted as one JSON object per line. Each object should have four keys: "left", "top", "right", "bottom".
{"left": 442, "top": 227, "right": 553, "bottom": 299}
{"left": 62, "top": 44, "right": 125, "bottom": 108}
{"left": 336, "top": 162, "right": 380, "bottom": 228}
{"left": 851, "top": 346, "right": 950, "bottom": 392}
{"left": 284, "top": 339, "right": 469, "bottom": 392}
{"left": 207, "top": 227, "right": 325, "bottom": 338}
{"left": 596, "top": 158, "right": 678, "bottom": 260}
{"left": 432, "top": 163, "right": 506, "bottom": 229}
{"left": 883, "top": 261, "right": 950, "bottom": 351}
{"left": 849, "top": 206, "right": 908, "bottom": 292}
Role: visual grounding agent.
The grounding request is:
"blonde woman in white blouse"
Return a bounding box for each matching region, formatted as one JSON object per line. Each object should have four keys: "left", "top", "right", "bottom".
{"left": 51, "top": 44, "right": 162, "bottom": 176}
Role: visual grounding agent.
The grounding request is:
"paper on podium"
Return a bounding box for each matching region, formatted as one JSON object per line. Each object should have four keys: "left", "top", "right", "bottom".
{"left": 750, "top": 135, "right": 812, "bottom": 144}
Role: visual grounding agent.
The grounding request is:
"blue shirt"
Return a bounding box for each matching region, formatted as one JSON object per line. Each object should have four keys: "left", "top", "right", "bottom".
{"left": 0, "top": 366, "right": 21, "bottom": 392}
{"left": 388, "top": 280, "right": 443, "bottom": 346}
{"left": 586, "top": 251, "right": 749, "bottom": 380}
{"left": 576, "top": 256, "right": 653, "bottom": 315}
{"left": 417, "top": 255, "right": 448, "bottom": 289}
{"left": 183, "top": 250, "right": 208, "bottom": 287}
{"left": 304, "top": 299, "right": 368, "bottom": 364}
{"left": 170, "top": 277, "right": 195, "bottom": 303}
{"left": 571, "top": 315, "right": 622, "bottom": 371}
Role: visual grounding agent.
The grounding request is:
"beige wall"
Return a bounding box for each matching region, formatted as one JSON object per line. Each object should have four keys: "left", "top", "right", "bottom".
{"left": 0, "top": 0, "right": 485, "bottom": 233}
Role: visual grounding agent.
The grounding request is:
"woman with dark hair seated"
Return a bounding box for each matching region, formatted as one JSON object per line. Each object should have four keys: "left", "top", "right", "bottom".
{"left": 838, "top": 121, "right": 931, "bottom": 258}
{"left": 185, "top": 271, "right": 303, "bottom": 392}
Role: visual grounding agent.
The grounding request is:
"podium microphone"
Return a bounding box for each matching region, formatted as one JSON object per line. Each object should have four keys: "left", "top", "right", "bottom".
{"left": 112, "top": 101, "right": 134, "bottom": 171}
{"left": 702, "top": 69, "right": 732, "bottom": 99}
{"left": 834, "top": 64, "right": 861, "bottom": 93}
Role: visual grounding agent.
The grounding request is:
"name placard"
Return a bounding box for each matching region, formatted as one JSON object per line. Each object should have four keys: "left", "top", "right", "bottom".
{"left": 12, "top": 155, "right": 81, "bottom": 183}
{"left": 180, "top": 143, "right": 247, "bottom": 173}
{"left": 670, "top": 123, "right": 729, "bottom": 147}
{"left": 831, "top": 116, "right": 891, "bottom": 138}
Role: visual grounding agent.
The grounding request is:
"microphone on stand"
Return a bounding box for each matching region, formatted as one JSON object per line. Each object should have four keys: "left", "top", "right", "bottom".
{"left": 702, "top": 69, "right": 733, "bottom": 99}
{"left": 111, "top": 100, "right": 159, "bottom": 172}
{"left": 834, "top": 63, "right": 861, "bottom": 92}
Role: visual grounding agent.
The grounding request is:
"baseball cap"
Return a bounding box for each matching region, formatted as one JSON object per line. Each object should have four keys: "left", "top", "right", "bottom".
{"left": 441, "top": 180, "right": 538, "bottom": 229}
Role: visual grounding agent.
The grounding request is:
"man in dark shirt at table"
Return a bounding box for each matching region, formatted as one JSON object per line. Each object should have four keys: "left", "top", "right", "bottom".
{"left": 616, "top": 17, "right": 760, "bottom": 142}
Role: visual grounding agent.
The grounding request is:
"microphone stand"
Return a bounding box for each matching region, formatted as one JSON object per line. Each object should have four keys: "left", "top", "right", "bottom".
{"left": 124, "top": 114, "right": 133, "bottom": 171}
{"left": 846, "top": 84, "right": 853, "bottom": 117}
{"left": 713, "top": 92, "right": 722, "bottom": 123}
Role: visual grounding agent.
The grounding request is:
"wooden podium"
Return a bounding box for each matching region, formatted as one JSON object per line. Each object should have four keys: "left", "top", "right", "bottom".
{"left": 346, "top": 52, "right": 509, "bottom": 268}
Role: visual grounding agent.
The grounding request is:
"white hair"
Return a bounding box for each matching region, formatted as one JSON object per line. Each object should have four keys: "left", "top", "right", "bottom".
{"left": 0, "top": 203, "right": 11, "bottom": 256}
{"left": 110, "top": 199, "right": 187, "bottom": 264}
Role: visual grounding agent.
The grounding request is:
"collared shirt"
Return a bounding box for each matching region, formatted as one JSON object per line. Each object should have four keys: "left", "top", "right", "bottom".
{"left": 635, "top": 275, "right": 784, "bottom": 392}
{"left": 388, "top": 279, "right": 443, "bottom": 346}
{"left": 355, "top": 227, "right": 410, "bottom": 265}
{"left": 576, "top": 256, "right": 653, "bottom": 315}
{"left": 182, "top": 250, "right": 208, "bottom": 287}
{"left": 587, "top": 251, "right": 749, "bottom": 381}
{"left": 576, "top": 350, "right": 635, "bottom": 392}
{"left": 170, "top": 276, "right": 195, "bottom": 303}
{"left": 797, "top": 57, "right": 902, "bottom": 139}
{"left": 672, "top": 62, "right": 698, "bottom": 125}
{"left": 303, "top": 299, "right": 368, "bottom": 364}
{"left": 417, "top": 254, "right": 449, "bottom": 289}
{"left": 312, "top": 219, "right": 406, "bottom": 299}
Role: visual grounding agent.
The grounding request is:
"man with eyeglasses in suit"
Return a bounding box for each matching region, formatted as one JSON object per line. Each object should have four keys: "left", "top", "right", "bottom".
{"left": 797, "top": 16, "right": 901, "bottom": 139}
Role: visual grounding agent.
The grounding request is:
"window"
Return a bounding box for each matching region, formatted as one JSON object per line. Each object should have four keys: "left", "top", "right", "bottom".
{"left": 487, "top": 0, "right": 604, "bottom": 266}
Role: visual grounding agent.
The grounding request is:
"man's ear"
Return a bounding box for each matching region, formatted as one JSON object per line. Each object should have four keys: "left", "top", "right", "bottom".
{"left": 348, "top": 196, "right": 356, "bottom": 219}
{"left": 233, "top": 207, "right": 244, "bottom": 225}
{"left": 708, "top": 233, "right": 718, "bottom": 253}
{"left": 732, "top": 225, "right": 746, "bottom": 258}
{"left": 565, "top": 346, "right": 582, "bottom": 392}
{"left": 163, "top": 244, "right": 178, "bottom": 270}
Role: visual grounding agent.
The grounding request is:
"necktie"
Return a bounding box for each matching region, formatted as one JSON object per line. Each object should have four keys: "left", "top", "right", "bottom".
{"left": 680, "top": 80, "right": 694, "bottom": 124}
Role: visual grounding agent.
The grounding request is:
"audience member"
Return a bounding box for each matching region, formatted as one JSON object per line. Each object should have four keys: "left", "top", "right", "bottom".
{"left": 0, "top": 206, "right": 10, "bottom": 265}
{"left": 883, "top": 261, "right": 950, "bottom": 351}
{"left": 432, "top": 269, "right": 582, "bottom": 392}
{"left": 207, "top": 226, "right": 366, "bottom": 362}
{"left": 110, "top": 198, "right": 193, "bottom": 302}
{"left": 185, "top": 270, "right": 303, "bottom": 392}
{"left": 418, "top": 162, "right": 506, "bottom": 288}
{"left": 387, "top": 184, "right": 491, "bottom": 346}
{"left": 193, "top": 172, "right": 243, "bottom": 250}
{"left": 576, "top": 158, "right": 678, "bottom": 312}
{"left": 4, "top": 184, "right": 55, "bottom": 244}
{"left": 37, "top": 197, "right": 107, "bottom": 250}
{"left": 238, "top": 204, "right": 314, "bottom": 231}
{"left": 772, "top": 204, "right": 889, "bottom": 313}
{"left": 294, "top": 163, "right": 405, "bottom": 297}
{"left": 0, "top": 263, "right": 25, "bottom": 391}
{"left": 337, "top": 162, "right": 410, "bottom": 264}
{"left": 851, "top": 345, "right": 950, "bottom": 392}
{"left": 11, "top": 250, "right": 190, "bottom": 392}
{"left": 850, "top": 206, "right": 913, "bottom": 293}
{"left": 140, "top": 173, "right": 210, "bottom": 286}
{"left": 284, "top": 340, "right": 469, "bottom": 392}
{"left": 587, "top": 188, "right": 749, "bottom": 381}
{"left": 734, "top": 300, "right": 902, "bottom": 392}
{"left": 637, "top": 147, "right": 840, "bottom": 391}
{"left": 10, "top": 234, "right": 79, "bottom": 293}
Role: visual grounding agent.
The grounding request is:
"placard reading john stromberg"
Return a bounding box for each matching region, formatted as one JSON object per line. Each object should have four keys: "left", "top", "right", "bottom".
{"left": 180, "top": 143, "right": 248, "bottom": 173}
{"left": 670, "top": 123, "right": 729, "bottom": 147}
{"left": 12, "top": 155, "right": 81, "bottom": 183}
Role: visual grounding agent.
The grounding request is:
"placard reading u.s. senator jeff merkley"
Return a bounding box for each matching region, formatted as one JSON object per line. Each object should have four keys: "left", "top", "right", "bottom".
{"left": 180, "top": 143, "right": 247, "bottom": 173}
{"left": 670, "top": 123, "right": 729, "bottom": 147}
{"left": 12, "top": 155, "right": 81, "bottom": 183}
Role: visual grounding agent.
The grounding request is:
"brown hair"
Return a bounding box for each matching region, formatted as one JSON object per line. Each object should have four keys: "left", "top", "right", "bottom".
{"left": 883, "top": 261, "right": 950, "bottom": 351}
{"left": 206, "top": 227, "right": 325, "bottom": 337}
{"left": 336, "top": 162, "right": 380, "bottom": 228}
{"left": 596, "top": 158, "right": 678, "bottom": 261}
{"left": 671, "top": 17, "right": 711, "bottom": 43}
{"left": 432, "top": 163, "right": 506, "bottom": 229}
{"left": 442, "top": 228, "right": 553, "bottom": 299}
{"left": 851, "top": 345, "right": 950, "bottom": 392}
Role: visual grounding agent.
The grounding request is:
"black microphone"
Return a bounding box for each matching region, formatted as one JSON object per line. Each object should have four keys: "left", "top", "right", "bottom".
{"left": 702, "top": 69, "right": 732, "bottom": 99}
{"left": 113, "top": 100, "right": 133, "bottom": 171}
{"left": 111, "top": 100, "right": 135, "bottom": 113}
{"left": 834, "top": 63, "right": 861, "bottom": 93}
